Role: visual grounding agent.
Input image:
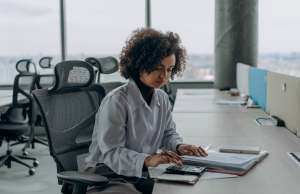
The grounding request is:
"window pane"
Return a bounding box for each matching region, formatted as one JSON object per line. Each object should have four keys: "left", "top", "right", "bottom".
{"left": 259, "top": 0, "right": 300, "bottom": 76}
{"left": 66, "top": 0, "right": 145, "bottom": 82}
{"left": 152, "top": 0, "right": 215, "bottom": 81}
{"left": 0, "top": 0, "right": 59, "bottom": 85}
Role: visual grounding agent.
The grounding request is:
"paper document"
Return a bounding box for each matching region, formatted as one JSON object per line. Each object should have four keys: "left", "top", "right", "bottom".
{"left": 216, "top": 100, "right": 246, "bottom": 105}
{"left": 182, "top": 150, "right": 268, "bottom": 172}
{"left": 154, "top": 174, "right": 199, "bottom": 184}
{"left": 201, "top": 172, "right": 238, "bottom": 180}
{"left": 183, "top": 151, "right": 257, "bottom": 168}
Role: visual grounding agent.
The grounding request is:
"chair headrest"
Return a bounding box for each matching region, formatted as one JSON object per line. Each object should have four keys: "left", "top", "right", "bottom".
{"left": 85, "top": 56, "right": 119, "bottom": 74}
{"left": 51, "top": 60, "right": 94, "bottom": 92}
{"left": 16, "top": 59, "right": 37, "bottom": 74}
{"left": 39, "top": 56, "right": 53, "bottom": 69}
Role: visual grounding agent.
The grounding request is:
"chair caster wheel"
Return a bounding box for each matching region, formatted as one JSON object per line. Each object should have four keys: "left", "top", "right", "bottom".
{"left": 29, "top": 168, "right": 35, "bottom": 176}
{"left": 23, "top": 151, "right": 29, "bottom": 156}
{"left": 33, "top": 160, "right": 39, "bottom": 167}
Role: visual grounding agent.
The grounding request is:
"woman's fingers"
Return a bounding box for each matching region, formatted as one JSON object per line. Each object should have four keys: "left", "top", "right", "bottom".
{"left": 198, "top": 146, "right": 208, "bottom": 156}
{"left": 159, "top": 151, "right": 182, "bottom": 165}
{"left": 180, "top": 145, "right": 208, "bottom": 157}
{"left": 163, "top": 150, "right": 182, "bottom": 161}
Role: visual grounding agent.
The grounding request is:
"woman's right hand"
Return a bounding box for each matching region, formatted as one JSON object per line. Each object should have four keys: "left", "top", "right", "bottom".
{"left": 144, "top": 150, "right": 183, "bottom": 167}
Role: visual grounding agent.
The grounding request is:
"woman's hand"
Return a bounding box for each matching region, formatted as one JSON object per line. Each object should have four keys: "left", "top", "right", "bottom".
{"left": 176, "top": 144, "right": 208, "bottom": 157}
{"left": 144, "top": 150, "right": 182, "bottom": 167}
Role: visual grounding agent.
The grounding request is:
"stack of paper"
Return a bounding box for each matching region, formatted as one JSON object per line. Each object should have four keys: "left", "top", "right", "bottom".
{"left": 182, "top": 150, "right": 268, "bottom": 175}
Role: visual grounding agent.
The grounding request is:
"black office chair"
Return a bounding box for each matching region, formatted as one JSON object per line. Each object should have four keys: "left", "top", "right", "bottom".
{"left": 85, "top": 56, "right": 124, "bottom": 93}
{"left": 161, "top": 83, "right": 175, "bottom": 109}
{"left": 0, "top": 60, "right": 39, "bottom": 175}
{"left": 39, "top": 56, "right": 53, "bottom": 69}
{"left": 24, "top": 73, "right": 56, "bottom": 150}
{"left": 85, "top": 56, "right": 118, "bottom": 83}
{"left": 8, "top": 59, "right": 50, "bottom": 154}
{"left": 32, "top": 60, "right": 108, "bottom": 194}
{"left": 23, "top": 73, "right": 56, "bottom": 150}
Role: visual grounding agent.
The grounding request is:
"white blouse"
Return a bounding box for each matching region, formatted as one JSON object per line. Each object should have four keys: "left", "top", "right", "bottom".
{"left": 85, "top": 79, "right": 183, "bottom": 177}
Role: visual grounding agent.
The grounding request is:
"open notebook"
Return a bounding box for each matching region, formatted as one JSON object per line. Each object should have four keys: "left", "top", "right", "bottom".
{"left": 182, "top": 150, "right": 268, "bottom": 176}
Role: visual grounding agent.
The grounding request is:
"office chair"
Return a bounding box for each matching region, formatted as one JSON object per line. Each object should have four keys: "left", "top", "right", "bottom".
{"left": 28, "top": 58, "right": 56, "bottom": 150}
{"left": 8, "top": 59, "right": 50, "bottom": 154}
{"left": 39, "top": 56, "right": 53, "bottom": 69}
{"left": 0, "top": 60, "right": 39, "bottom": 175}
{"left": 85, "top": 56, "right": 124, "bottom": 93}
{"left": 23, "top": 73, "right": 56, "bottom": 150}
{"left": 15, "top": 59, "right": 37, "bottom": 74}
{"left": 162, "top": 83, "right": 175, "bottom": 108}
{"left": 85, "top": 56, "right": 118, "bottom": 83}
{"left": 32, "top": 60, "right": 108, "bottom": 194}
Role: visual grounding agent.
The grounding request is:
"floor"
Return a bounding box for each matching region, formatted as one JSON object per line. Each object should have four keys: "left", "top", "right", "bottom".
{"left": 0, "top": 142, "right": 61, "bottom": 194}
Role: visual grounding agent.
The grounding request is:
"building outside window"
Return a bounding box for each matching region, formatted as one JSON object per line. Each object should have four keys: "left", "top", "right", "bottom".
{"left": 258, "top": 0, "right": 300, "bottom": 77}
{"left": 152, "top": 0, "right": 215, "bottom": 81}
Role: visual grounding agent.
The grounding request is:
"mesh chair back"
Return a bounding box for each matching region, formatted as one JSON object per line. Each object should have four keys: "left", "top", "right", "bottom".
{"left": 85, "top": 56, "right": 119, "bottom": 84}
{"left": 0, "top": 73, "right": 37, "bottom": 124}
{"left": 32, "top": 60, "right": 105, "bottom": 173}
{"left": 36, "top": 74, "right": 56, "bottom": 89}
{"left": 16, "top": 59, "right": 37, "bottom": 74}
{"left": 85, "top": 56, "right": 118, "bottom": 74}
{"left": 162, "top": 83, "right": 175, "bottom": 109}
{"left": 39, "top": 57, "right": 53, "bottom": 69}
{"left": 12, "top": 73, "right": 37, "bottom": 108}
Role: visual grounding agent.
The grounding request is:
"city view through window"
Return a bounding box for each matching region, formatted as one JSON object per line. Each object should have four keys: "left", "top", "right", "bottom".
{"left": 0, "top": 0, "right": 299, "bottom": 84}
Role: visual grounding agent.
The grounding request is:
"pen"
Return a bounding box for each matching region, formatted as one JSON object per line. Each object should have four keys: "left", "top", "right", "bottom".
{"left": 201, "top": 144, "right": 211, "bottom": 151}
{"left": 290, "top": 152, "right": 300, "bottom": 163}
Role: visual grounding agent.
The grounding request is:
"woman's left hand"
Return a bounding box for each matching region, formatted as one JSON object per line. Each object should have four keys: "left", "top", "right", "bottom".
{"left": 176, "top": 144, "right": 208, "bottom": 157}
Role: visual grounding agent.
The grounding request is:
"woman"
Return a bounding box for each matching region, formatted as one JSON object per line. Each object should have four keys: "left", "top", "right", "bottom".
{"left": 85, "top": 28, "right": 207, "bottom": 194}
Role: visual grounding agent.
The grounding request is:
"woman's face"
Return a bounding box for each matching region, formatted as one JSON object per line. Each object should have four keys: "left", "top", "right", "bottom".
{"left": 140, "top": 54, "right": 176, "bottom": 88}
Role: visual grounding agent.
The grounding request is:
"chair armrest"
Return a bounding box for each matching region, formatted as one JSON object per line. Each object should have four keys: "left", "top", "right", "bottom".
{"left": 58, "top": 171, "right": 109, "bottom": 186}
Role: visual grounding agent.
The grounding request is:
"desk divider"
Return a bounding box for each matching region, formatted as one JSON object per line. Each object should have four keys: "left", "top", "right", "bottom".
{"left": 249, "top": 68, "right": 268, "bottom": 111}
{"left": 267, "top": 72, "right": 300, "bottom": 137}
{"left": 236, "top": 63, "right": 250, "bottom": 96}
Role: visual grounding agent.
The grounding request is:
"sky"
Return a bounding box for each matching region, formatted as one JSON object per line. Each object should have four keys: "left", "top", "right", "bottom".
{"left": 0, "top": 0, "right": 299, "bottom": 56}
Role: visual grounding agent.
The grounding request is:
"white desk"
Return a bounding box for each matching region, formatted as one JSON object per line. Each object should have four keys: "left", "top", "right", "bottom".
{"left": 0, "top": 90, "right": 13, "bottom": 107}
{"left": 173, "top": 89, "right": 259, "bottom": 113}
{"left": 154, "top": 89, "right": 300, "bottom": 194}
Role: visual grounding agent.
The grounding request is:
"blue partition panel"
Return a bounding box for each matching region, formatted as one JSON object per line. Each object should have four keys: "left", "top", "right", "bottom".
{"left": 249, "top": 68, "right": 267, "bottom": 111}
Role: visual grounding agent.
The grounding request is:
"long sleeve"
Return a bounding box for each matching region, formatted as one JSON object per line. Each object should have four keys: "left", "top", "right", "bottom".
{"left": 96, "top": 95, "right": 149, "bottom": 178}
{"left": 161, "top": 95, "right": 183, "bottom": 151}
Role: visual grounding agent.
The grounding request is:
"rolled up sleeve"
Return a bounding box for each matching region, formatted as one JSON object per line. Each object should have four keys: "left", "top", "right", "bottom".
{"left": 96, "top": 96, "right": 149, "bottom": 178}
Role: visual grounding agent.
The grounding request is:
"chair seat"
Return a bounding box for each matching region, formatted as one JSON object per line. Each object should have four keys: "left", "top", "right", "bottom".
{"left": 0, "top": 123, "right": 30, "bottom": 140}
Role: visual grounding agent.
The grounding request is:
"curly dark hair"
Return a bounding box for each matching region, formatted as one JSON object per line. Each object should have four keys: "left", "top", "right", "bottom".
{"left": 119, "top": 28, "right": 187, "bottom": 80}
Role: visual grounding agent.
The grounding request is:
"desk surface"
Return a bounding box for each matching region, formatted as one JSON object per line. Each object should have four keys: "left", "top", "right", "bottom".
{"left": 0, "top": 89, "right": 13, "bottom": 107}
{"left": 154, "top": 89, "right": 300, "bottom": 194}
{"left": 173, "top": 89, "right": 255, "bottom": 113}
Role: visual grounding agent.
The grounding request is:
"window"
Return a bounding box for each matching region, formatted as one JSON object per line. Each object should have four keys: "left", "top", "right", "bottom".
{"left": 259, "top": 0, "right": 300, "bottom": 77}
{"left": 152, "top": 0, "right": 214, "bottom": 81}
{"left": 0, "top": 0, "right": 59, "bottom": 85}
{"left": 66, "top": 0, "right": 145, "bottom": 82}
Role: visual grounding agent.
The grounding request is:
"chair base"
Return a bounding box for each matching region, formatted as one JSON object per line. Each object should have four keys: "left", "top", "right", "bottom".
{"left": 23, "top": 137, "right": 48, "bottom": 154}
{"left": 10, "top": 136, "right": 48, "bottom": 155}
{"left": 0, "top": 149, "right": 39, "bottom": 176}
